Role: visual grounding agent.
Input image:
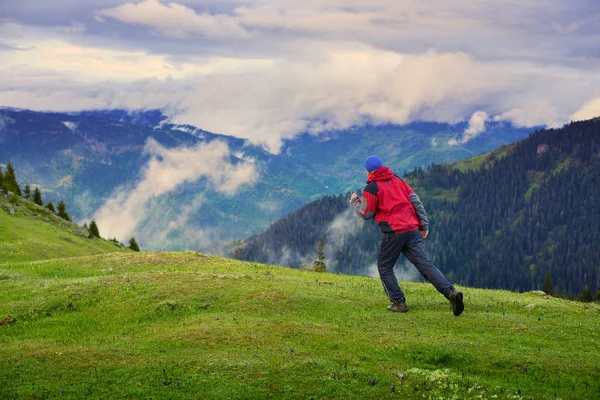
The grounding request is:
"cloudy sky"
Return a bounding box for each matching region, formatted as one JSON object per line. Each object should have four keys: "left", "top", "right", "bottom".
{"left": 2, "top": 0, "right": 600, "bottom": 151}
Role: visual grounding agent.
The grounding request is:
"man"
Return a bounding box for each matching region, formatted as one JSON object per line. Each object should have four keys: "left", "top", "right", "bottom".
{"left": 350, "top": 155, "right": 464, "bottom": 316}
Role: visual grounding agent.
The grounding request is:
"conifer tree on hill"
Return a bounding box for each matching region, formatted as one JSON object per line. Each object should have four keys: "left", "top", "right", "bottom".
{"left": 580, "top": 285, "right": 593, "bottom": 302}
{"left": 129, "top": 237, "right": 140, "bottom": 252}
{"left": 0, "top": 165, "right": 4, "bottom": 191}
{"left": 45, "top": 201, "right": 56, "bottom": 213}
{"left": 3, "top": 161, "right": 21, "bottom": 196}
{"left": 542, "top": 271, "right": 554, "bottom": 296}
{"left": 88, "top": 220, "right": 100, "bottom": 238}
{"left": 312, "top": 238, "right": 327, "bottom": 272}
{"left": 24, "top": 185, "right": 31, "bottom": 200}
{"left": 33, "top": 187, "right": 43, "bottom": 206}
{"left": 57, "top": 200, "right": 71, "bottom": 221}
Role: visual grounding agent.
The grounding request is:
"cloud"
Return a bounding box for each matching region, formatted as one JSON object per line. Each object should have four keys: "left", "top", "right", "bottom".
{"left": 449, "top": 111, "right": 488, "bottom": 145}
{"left": 2, "top": 42, "right": 598, "bottom": 153}
{"left": 96, "top": 0, "right": 249, "bottom": 39}
{"left": 93, "top": 139, "right": 257, "bottom": 241}
{"left": 325, "top": 209, "right": 361, "bottom": 250}
{"left": 366, "top": 261, "right": 421, "bottom": 282}
{"left": 62, "top": 121, "right": 78, "bottom": 132}
{"left": 139, "top": 196, "right": 227, "bottom": 252}
{"left": 322, "top": 209, "right": 363, "bottom": 273}
{"left": 257, "top": 199, "right": 283, "bottom": 216}
{"left": 571, "top": 96, "right": 600, "bottom": 121}
{"left": 2, "top": 2, "right": 600, "bottom": 153}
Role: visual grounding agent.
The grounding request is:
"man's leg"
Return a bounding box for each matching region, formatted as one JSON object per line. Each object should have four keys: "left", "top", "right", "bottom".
{"left": 402, "top": 230, "right": 454, "bottom": 297}
{"left": 378, "top": 233, "right": 407, "bottom": 303}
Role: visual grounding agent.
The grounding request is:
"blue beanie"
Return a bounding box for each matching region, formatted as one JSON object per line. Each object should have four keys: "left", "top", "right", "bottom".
{"left": 364, "top": 155, "right": 383, "bottom": 172}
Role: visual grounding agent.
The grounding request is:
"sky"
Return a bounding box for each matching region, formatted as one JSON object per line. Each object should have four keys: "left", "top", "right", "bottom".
{"left": 2, "top": 0, "right": 600, "bottom": 152}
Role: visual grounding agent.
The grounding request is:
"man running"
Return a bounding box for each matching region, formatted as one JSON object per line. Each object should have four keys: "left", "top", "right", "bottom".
{"left": 350, "top": 155, "right": 464, "bottom": 316}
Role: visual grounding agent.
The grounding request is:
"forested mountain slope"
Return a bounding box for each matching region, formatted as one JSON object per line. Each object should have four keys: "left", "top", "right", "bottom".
{"left": 237, "top": 118, "right": 600, "bottom": 297}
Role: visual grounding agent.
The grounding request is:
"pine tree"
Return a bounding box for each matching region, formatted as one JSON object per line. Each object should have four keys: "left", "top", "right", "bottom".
{"left": 45, "top": 201, "right": 56, "bottom": 213}
{"left": 0, "top": 165, "right": 4, "bottom": 191}
{"left": 24, "top": 185, "right": 31, "bottom": 199}
{"left": 3, "top": 161, "right": 21, "bottom": 196}
{"left": 542, "top": 271, "right": 554, "bottom": 296}
{"left": 312, "top": 238, "right": 327, "bottom": 272}
{"left": 88, "top": 220, "right": 100, "bottom": 238}
{"left": 33, "top": 187, "right": 43, "bottom": 206}
{"left": 128, "top": 237, "right": 140, "bottom": 252}
{"left": 580, "top": 286, "right": 593, "bottom": 302}
{"left": 57, "top": 200, "right": 71, "bottom": 221}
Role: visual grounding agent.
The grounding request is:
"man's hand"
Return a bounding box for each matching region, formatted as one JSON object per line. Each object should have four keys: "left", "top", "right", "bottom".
{"left": 421, "top": 230, "right": 429, "bottom": 239}
{"left": 350, "top": 193, "right": 358, "bottom": 203}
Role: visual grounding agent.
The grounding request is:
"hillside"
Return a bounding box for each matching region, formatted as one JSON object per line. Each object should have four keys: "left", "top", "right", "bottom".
{"left": 0, "top": 108, "right": 533, "bottom": 250}
{"left": 0, "top": 193, "right": 129, "bottom": 263}
{"left": 0, "top": 252, "right": 598, "bottom": 399}
{"left": 237, "top": 119, "right": 600, "bottom": 297}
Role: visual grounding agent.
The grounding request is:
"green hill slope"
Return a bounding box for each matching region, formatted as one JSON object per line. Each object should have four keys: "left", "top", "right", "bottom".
{"left": 1, "top": 252, "right": 598, "bottom": 399}
{"left": 0, "top": 194, "right": 129, "bottom": 263}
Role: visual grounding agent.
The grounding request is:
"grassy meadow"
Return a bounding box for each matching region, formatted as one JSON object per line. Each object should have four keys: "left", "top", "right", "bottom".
{"left": 1, "top": 252, "right": 598, "bottom": 399}
{"left": 0, "top": 195, "right": 128, "bottom": 263}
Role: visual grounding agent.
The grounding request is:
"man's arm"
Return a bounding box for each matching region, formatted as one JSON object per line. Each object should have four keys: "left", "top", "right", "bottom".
{"left": 409, "top": 192, "right": 429, "bottom": 232}
{"left": 402, "top": 179, "right": 429, "bottom": 232}
{"left": 350, "top": 183, "right": 378, "bottom": 220}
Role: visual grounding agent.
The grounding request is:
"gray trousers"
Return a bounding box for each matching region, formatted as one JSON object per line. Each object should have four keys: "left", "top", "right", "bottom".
{"left": 378, "top": 230, "right": 454, "bottom": 303}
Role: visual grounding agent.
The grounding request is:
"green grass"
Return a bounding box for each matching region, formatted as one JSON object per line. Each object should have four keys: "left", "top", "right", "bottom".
{"left": 0, "top": 194, "right": 129, "bottom": 263}
{"left": 552, "top": 159, "right": 569, "bottom": 176}
{"left": 453, "top": 144, "right": 514, "bottom": 173}
{"left": 1, "top": 252, "right": 598, "bottom": 399}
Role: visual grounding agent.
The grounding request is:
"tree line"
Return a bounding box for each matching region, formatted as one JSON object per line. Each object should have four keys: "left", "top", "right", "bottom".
{"left": 0, "top": 160, "right": 140, "bottom": 252}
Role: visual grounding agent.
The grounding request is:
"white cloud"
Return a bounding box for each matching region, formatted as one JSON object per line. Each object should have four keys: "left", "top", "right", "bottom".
{"left": 365, "top": 261, "right": 421, "bottom": 282}
{"left": 2, "top": 42, "right": 597, "bottom": 153}
{"left": 96, "top": 0, "right": 249, "bottom": 39}
{"left": 2, "top": 1, "right": 600, "bottom": 153}
{"left": 257, "top": 199, "right": 283, "bottom": 216}
{"left": 571, "top": 96, "right": 600, "bottom": 121}
{"left": 140, "top": 196, "right": 227, "bottom": 252}
{"left": 449, "top": 111, "right": 488, "bottom": 145}
{"left": 93, "top": 139, "right": 257, "bottom": 240}
{"left": 62, "top": 121, "right": 78, "bottom": 132}
{"left": 465, "top": 111, "right": 488, "bottom": 136}
{"left": 325, "top": 209, "right": 361, "bottom": 249}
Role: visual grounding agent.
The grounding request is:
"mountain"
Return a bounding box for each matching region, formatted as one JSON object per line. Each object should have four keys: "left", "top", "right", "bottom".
{"left": 0, "top": 108, "right": 533, "bottom": 250}
{"left": 1, "top": 251, "right": 598, "bottom": 399}
{"left": 237, "top": 118, "right": 600, "bottom": 297}
{"left": 0, "top": 108, "right": 323, "bottom": 251}
{"left": 280, "top": 121, "right": 532, "bottom": 194}
{"left": 0, "top": 191, "right": 129, "bottom": 263}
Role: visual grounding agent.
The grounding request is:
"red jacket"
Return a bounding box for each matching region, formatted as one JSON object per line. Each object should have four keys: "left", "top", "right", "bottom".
{"left": 351, "top": 166, "right": 429, "bottom": 233}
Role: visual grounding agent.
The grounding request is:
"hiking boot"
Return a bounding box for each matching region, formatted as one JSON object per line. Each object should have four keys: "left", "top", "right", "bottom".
{"left": 387, "top": 301, "right": 408, "bottom": 313}
{"left": 448, "top": 291, "right": 464, "bottom": 316}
